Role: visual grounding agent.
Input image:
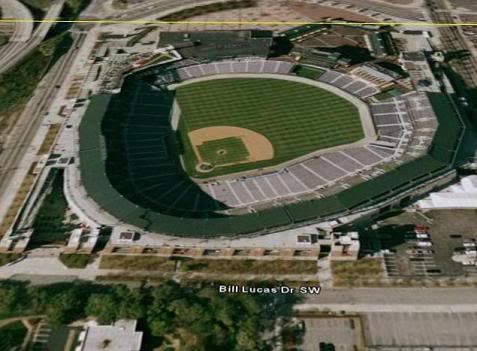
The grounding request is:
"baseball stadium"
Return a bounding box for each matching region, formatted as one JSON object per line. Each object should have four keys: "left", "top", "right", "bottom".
{"left": 78, "top": 33, "right": 465, "bottom": 238}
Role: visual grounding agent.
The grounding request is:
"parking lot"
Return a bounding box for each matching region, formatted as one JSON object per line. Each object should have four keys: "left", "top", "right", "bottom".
{"left": 364, "top": 312, "right": 477, "bottom": 346}
{"left": 300, "top": 316, "right": 365, "bottom": 351}
{"left": 370, "top": 210, "right": 477, "bottom": 277}
{"left": 383, "top": 250, "right": 441, "bottom": 278}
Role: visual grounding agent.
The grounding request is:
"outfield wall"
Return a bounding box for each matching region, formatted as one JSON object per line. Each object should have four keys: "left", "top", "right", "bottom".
{"left": 78, "top": 92, "right": 464, "bottom": 237}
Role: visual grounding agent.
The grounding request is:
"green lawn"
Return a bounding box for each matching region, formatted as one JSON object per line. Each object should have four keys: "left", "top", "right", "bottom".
{"left": 197, "top": 137, "right": 249, "bottom": 166}
{"left": 176, "top": 78, "right": 363, "bottom": 178}
{"left": 31, "top": 170, "right": 75, "bottom": 247}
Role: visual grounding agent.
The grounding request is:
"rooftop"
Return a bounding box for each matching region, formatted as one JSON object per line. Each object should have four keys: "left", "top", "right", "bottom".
{"left": 418, "top": 175, "right": 477, "bottom": 209}
{"left": 78, "top": 320, "right": 143, "bottom": 351}
{"left": 159, "top": 30, "right": 273, "bottom": 60}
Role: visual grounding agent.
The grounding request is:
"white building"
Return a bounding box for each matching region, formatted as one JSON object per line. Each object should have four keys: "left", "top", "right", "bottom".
{"left": 417, "top": 175, "right": 477, "bottom": 209}
{"left": 76, "top": 320, "right": 143, "bottom": 351}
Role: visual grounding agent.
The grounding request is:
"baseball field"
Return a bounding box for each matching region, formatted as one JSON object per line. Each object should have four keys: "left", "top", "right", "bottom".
{"left": 175, "top": 77, "right": 364, "bottom": 178}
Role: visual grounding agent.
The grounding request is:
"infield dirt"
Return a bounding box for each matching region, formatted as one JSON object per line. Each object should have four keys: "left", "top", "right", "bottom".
{"left": 188, "top": 126, "right": 274, "bottom": 165}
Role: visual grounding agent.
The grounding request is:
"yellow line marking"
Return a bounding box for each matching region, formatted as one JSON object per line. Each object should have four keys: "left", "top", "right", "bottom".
{"left": 1, "top": 18, "right": 477, "bottom": 26}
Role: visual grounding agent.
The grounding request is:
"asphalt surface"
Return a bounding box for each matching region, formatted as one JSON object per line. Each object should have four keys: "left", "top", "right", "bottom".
{"left": 322, "top": 0, "right": 424, "bottom": 20}
{"left": 363, "top": 311, "right": 477, "bottom": 346}
{"left": 95, "top": 0, "right": 245, "bottom": 21}
{"left": 299, "top": 286, "right": 477, "bottom": 313}
{"left": 0, "top": 0, "right": 33, "bottom": 42}
{"left": 0, "top": 0, "right": 72, "bottom": 202}
{"left": 0, "top": 0, "right": 34, "bottom": 73}
{"left": 82, "top": 0, "right": 425, "bottom": 22}
{"left": 304, "top": 287, "right": 477, "bottom": 305}
{"left": 0, "top": 0, "right": 66, "bottom": 75}
{"left": 0, "top": 33, "right": 86, "bottom": 200}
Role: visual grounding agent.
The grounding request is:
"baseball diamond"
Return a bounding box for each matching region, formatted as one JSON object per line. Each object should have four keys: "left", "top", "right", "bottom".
{"left": 175, "top": 77, "right": 365, "bottom": 178}
{"left": 187, "top": 126, "right": 274, "bottom": 174}
{"left": 197, "top": 137, "right": 250, "bottom": 165}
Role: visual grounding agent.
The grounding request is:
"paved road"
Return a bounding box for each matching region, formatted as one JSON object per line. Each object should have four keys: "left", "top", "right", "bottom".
{"left": 297, "top": 303, "right": 477, "bottom": 312}
{"left": 83, "top": 0, "right": 425, "bottom": 22}
{"left": 93, "top": 0, "right": 236, "bottom": 21}
{"left": 0, "top": 0, "right": 65, "bottom": 74}
{"left": 1, "top": 252, "right": 476, "bottom": 314}
{"left": 0, "top": 0, "right": 33, "bottom": 42}
{"left": 303, "top": 287, "right": 477, "bottom": 305}
{"left": 308, "top": 0, "right": 425, "bottom": 21}
{"left": 0, "top": 32, "right": 86, "bottom": 221}
{"left": 298, "top": 286, "right": 477, "bottom": 313}
{"left": 0, "top": 0, "right": 33, "bottom": 71}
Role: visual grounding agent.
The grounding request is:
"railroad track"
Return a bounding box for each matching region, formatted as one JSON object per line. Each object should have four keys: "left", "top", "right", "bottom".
{"left": 428, "top": 0, "right": 477, "bottom": 87}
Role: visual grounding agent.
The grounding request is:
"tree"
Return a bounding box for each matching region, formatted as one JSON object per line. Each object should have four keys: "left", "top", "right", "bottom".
{"left": 85, "top": 294, "right": 118, "bottom": 324}
{"left": 46, "top": 290, "right": 83, "bottom": 326}
{"left": 0, "top": 280, "right": 298, "bottom": 351}
{"left": 27, "top": 287, "right": 48, "bottom": 315}
{"left": 235, "top": 328, "right": 260, "bottom": 351}
{"left": 117, "top": 288, "right": 146, "bottom": 320}
{"left": 207, "top": 323, "right": 229, "bottom": 349}
{"left": 148, "top": 310, "right": 176, "bottom": 336}
{"left": 0, "top": 286, "right": 21, "bottom": 317}
{"left": 170, "top": 299, "right": 211, "bottom": 328}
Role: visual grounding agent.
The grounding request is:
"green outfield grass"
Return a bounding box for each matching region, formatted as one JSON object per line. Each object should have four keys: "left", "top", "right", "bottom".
{"left": 197, "top": 137, "right": 249, "bottom": 165}
{"left": 176, "top": 77, "right": 363, "bottom": 178}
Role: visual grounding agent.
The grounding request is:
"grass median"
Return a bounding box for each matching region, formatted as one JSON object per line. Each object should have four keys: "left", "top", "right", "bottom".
{"left": 59, "top": 254, "right": 95, "bottom": 268}
{"left": 331, "top": 258, "right": 384, "bottom": 287}
{"left": 179, "top": 258, "right": 318, "bottom": 275}
{"left": 99, "top": 255, "right": 318, "bottom": 275}
{"left": 99, "top": 255, "right": 177, "bottom": 272}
